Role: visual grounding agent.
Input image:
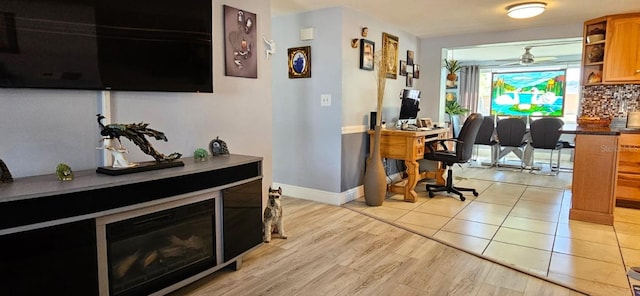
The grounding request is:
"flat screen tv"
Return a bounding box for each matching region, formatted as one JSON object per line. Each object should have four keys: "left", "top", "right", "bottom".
{"left": 490, "top": 70, "right": 566, "bottom": 117}
{"left": 0, "top": 0, "right": 212, "bottom": 92}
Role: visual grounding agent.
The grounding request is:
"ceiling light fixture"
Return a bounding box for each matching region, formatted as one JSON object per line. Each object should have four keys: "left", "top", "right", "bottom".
{"left": 507, "top": 2, "right": 547, "bottom": 19}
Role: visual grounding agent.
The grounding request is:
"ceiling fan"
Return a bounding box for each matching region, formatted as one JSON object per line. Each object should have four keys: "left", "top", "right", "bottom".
{"left": 499, "top": 46, "right": 557, "bottom": 66}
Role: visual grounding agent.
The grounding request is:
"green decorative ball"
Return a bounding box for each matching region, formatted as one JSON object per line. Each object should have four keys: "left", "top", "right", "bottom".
{"left": 194, "top": 148, "right": 209, "bottom": 162}
{"left": 56, "top": 163, "right": 74, "bottom": 181}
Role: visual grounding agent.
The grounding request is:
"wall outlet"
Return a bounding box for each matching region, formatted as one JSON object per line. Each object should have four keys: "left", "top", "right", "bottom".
{"left": 321, "top": 94, "right": 331, "bottom": 106}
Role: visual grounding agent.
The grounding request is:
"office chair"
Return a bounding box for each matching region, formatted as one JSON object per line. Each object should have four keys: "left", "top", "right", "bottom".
{"left": 470, "top": 116, "right": 499, "bottom": 168}
{"left": 495, "top": 117, "right": 528, "bottom": 171}
{"left": 424, "top": 113, "right": 484, "bottom": 201}
{"left": 528, "top": 117, "right": 564, "bottom": 175}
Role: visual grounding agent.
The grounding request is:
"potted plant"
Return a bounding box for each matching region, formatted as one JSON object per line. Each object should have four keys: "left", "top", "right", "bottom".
{"left": 445, "top": 99, "right": 470, "bottom": 137}
{"left": 445, "top": 99, "right": 470, "bottom": 116}
{"left": 443, "top": 59, "right": 462, "bottom": 81}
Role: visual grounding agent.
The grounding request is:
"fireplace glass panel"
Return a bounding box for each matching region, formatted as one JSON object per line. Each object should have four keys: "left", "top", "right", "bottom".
{"left": 106, "top": 199, "right": 215, "bottom": 296}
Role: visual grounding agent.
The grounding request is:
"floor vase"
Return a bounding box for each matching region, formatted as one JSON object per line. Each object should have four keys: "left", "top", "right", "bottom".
{"left": 363, "top": 126, "right": 386, "bottom": 206}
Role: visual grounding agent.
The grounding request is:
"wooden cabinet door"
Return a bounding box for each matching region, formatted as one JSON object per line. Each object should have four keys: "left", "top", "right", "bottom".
{"left": 604, "top": 16, "right": 640, "bottom": 82}
{"left": 617, "top": 134, "right": 640, "bottom": 202}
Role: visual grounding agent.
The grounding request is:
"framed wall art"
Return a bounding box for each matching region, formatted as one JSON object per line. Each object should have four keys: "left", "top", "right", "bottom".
{"left": 399, "top": 60, "right": 407, "bottom": 76}
{"left": 359, "top": 39, "right": 374, "bottom": 71}
{"left": 382, "top": 32, "right": 399, "bottom": 79}
{"left": 407, "top": 50, "right": 414, "bottom": 65}
{"left": 406, "top": 73, "right": 413, "bottom": 87}
{"left": 288, "top": 46, "right": 311, "bottom": 78}
{"left": 413, "top": 64, "right": 420, "bottom": 79}
{"left": 223, "top": 5, "right": 257, "bottom": 78}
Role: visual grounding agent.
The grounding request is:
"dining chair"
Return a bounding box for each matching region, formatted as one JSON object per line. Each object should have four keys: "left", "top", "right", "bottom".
{"left": 528, "top": 117, "right": 564, "bottom": 175}
{"left": 470, "top": 116, "right": 499, "bottom": 168}
{"left": 495, "top": 117, "right": 528, "bottom": 171}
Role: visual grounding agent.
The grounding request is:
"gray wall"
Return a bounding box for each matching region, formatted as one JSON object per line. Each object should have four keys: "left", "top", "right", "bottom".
{"left": 272, "top": 8, "right": 344, "bottom": 194}
{"left": 0, "top": 0, "right": 274, "bottom": 195}
{"left": 272, "top": 6, "right": 419, "bottom": 200}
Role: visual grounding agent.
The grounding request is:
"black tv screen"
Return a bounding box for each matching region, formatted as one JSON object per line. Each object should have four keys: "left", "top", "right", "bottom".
{"left": 0, "top": 0, "right": 212, "bottom": 92}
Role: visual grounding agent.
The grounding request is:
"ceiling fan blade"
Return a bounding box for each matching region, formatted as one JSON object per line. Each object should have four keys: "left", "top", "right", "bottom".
{"left": 534, "top": 56, "right": 557, "bottom": 62}
{"left": 499, "top": 61, "right": 521, "bottom": 66}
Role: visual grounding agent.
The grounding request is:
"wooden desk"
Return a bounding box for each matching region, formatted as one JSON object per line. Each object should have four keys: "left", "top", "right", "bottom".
{"left": 368, "top": 128, "right": 448, "bottom": 202}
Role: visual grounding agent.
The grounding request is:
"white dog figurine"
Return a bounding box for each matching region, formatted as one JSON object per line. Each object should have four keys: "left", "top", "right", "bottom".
{"left": 263, "top": 186, "right": 287, "bottom": 242}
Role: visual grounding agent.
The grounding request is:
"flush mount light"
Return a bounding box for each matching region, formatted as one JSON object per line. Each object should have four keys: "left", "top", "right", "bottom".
{"left": 507, "top": 2, "right": 547, "bottom": 19}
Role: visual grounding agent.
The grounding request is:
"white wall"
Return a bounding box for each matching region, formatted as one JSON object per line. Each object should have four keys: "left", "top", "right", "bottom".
{"left": 416, "top": 23, "right": 583, "bottom": 123}
{"left": 0, "top": 0, "right": 273, "bottom": 192}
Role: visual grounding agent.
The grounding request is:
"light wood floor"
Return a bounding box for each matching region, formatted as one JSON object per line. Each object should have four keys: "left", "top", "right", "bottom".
{"left": 170, "top": 198, "right": 585, "bottom": 296}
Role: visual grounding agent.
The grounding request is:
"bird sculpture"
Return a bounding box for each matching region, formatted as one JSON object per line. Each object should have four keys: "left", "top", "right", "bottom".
{"left": 97, "top": 114, "right": 181, "bottom": 162}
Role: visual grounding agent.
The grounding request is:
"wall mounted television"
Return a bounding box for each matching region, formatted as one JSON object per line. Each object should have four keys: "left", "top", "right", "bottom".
{"left": 490, "top": 69, "right": 566, "bottom": 117}
{"left": 0, "top": 0, "right": 212, "bottom": 92}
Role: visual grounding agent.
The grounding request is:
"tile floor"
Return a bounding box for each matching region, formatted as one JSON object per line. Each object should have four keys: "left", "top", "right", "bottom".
{"left": 344, "top": 149, "right": 640, "bottom": 296}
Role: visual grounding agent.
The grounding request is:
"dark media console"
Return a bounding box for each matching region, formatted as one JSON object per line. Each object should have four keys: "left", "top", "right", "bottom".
{"left": 0, "top": 155, "right": 263, "bottom": 296}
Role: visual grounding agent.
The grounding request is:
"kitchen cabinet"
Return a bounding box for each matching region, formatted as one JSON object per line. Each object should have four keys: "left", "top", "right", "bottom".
{"left": 603, "top": 16, "right": 640, "bottom": 82}
{"left": 582, "top": 13, "right": 640, "bottom": 85}
{"left": 616, "top": 133, "right": 640, "bottom": 208}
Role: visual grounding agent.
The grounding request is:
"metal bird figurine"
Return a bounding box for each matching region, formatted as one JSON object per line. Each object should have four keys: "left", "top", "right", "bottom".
{"left": 97, "top": 114, "right": 181, "bottom": 162}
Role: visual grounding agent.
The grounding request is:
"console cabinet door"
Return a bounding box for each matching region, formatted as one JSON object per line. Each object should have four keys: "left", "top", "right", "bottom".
{"left": 604, "top": 16, "right": 640, "bottom": 82}
{"left": 222, "top": 179, "right": 263, "bottom": 262}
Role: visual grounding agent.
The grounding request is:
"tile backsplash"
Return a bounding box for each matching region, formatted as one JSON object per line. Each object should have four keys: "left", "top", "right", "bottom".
{"left": 581, "top": 84, "right": 640, "bottom": 118}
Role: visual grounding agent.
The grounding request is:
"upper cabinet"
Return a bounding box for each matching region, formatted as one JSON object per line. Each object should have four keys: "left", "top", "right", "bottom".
{"left": 603, "top": 15, "right": 640, "bottom": 82}
{"left": 582, "top": 13, "right": 640, "bottom": 85}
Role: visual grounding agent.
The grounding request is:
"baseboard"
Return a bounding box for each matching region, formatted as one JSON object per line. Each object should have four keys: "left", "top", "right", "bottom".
{"left": 272, "top": 183, "right": 363, "bottom": 206}
{"left": 273, "top": 172, "right": 403, "bottom": 206}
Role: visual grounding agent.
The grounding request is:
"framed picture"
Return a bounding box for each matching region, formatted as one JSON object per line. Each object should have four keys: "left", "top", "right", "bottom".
{"left": 382, "top": 32, "right": 399, "bottom": 79}
{"left": 419, "top": 118, "right": 433, "bottom": 128}
{"left": 223, "top": 5, "right": 257, "bottom": 78}
{"left": 406, "top": 73, "right": 413, "bottom": 87}
{"left": 407, "top": 50, "right": 414, "bottom": 65}
{"left": 288, "top": 46, "right": 311, "bottom": 78}
{"left": 0, "top": 12, "right": 19, "bottom": 53}
{"left": 413, "top": 64, "right": 420, "bottom": 79}
{"left": 359, "top": 39, "right": 374, "bottom": 71}
{"left": 399, "top": 60, "right": 407, "bottom": 76}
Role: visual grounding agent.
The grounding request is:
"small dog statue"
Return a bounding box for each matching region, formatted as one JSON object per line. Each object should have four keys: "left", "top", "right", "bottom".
{"left": 263, "top": 186, "right": 287, "bottom": 243}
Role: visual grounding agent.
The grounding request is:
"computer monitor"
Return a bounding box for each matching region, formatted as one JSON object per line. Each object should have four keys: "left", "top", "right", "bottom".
{"left": 399, "top": 98, "right": 420, "bottom": 120}
{"left": 398, "top": 89, "right": 421, "bottom": 125}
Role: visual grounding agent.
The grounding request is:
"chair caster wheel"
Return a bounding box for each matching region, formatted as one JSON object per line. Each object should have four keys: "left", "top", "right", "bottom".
{"left": 473, "top": 191, "right": 479, "bottom": 197}
{"left": 428, "top": 192, "right": 434, "bottom": 198}
{"left": 460, "top": 196, "right": 466, "bottom": 201}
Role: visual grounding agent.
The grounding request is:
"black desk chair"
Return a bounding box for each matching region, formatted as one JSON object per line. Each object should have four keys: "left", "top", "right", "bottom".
{"left": 496, "top": 117, "right": 528, "bottom": 171}
{"left": 424, "top": 113, "right": 484, "bottom": 201}
{"left": 529, "top": 117, "right": 564, "bottom": 175}
{"left": 471, "top": 116, "right": 499, "bottom": 168}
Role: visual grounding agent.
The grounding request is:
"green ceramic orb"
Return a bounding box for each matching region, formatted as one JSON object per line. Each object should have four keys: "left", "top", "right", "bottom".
{"left": 56, "top": 163, "right": 74, "bottom": 181}
{"left": 194, "top": 148, "right": 209, "bottom": 162}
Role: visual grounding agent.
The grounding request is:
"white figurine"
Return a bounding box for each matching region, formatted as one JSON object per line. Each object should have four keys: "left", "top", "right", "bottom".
{"left": 97, "top": 139, "right": 136, "bottom": 168}
{"left": 263, "top": 36, "right": 276, "bottom": 59}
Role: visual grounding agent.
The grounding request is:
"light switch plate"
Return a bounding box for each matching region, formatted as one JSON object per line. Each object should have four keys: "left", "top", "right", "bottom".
{"left": 321, "top": 94, "right": 331, "bottom": 106}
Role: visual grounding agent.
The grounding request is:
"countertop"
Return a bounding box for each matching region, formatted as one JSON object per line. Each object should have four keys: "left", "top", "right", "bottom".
{"left": 560, "top": 126, "right": 640, "bottom": 135}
